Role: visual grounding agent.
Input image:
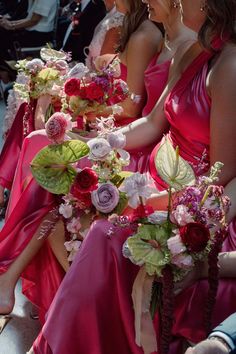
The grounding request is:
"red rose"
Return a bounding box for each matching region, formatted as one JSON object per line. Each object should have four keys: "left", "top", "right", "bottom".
{"left": 179, "top": 222, "right": 210, "bottom": 252}
{"left": 64, "top": 78, "right": 81, "bottom": 96}
{"left": 85, "top": 82, "right": 104, "bottom": 102}
{"left": 78, "top": 86, "right": 87, "bottom": 99}
{"left": 71, "top": 168, "right": 98, "bottom": 194}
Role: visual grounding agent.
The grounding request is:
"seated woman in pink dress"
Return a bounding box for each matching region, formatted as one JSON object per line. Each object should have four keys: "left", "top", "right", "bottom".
{"left": 29, "top": 0, "right": 236, "bottom": 353}
{"left": 0, "top": 0, "right": 165, "bottom": 324}
{"left": 0, "top": 0, "right": 125, "bottom": 211}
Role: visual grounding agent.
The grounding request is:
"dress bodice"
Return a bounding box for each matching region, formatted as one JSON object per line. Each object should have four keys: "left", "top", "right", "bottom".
{"left": 116, "top": 55, "right": 170, "bottom": 127}
{"left": 142, "top": 54, "right": 171, "bottom": 117}
{"left": 149, "top": 49, "right": 216, "bottom": 187}
{"left": 119, "top": 61, "right": 128, "bottom": 82}
{"left": 85, "top": 7, "right": 124, "bottom": 69}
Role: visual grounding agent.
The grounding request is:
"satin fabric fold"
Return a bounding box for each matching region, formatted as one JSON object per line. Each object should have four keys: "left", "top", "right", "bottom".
{"left": 0, "top": 129, "right": 65, "bottom": 323}
{"left": 0, "top": 103, "right": 30, "bottom": 190}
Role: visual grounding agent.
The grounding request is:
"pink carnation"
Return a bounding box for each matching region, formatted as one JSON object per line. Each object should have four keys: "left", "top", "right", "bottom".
{"left": 171, "top": 253, "right": 193, "bottom": 269}
{"left": 45, "top": 112, "right": 72, "bottom": 143}
{"left": 171, "top": 205, "right": 194, "bottom": 226}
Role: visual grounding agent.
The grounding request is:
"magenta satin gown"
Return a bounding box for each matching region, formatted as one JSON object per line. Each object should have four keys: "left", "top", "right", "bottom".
{"left": 33, "top": 48, "right": 236, "bottom": 353}
{"left": 0, "top": 56, "right": 170, "bottom": 325}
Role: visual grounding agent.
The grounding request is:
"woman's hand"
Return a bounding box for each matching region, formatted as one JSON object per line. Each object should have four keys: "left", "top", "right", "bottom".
{"left": 174, "top": 260, "right": 208, "bottom": 295}
{"left": 185, "top": 339, "right": 230, "bottom": 354}
{"left": 0, "top": 18, "right": 12, "bottom": 30}
{"left": 34, "top": 94, "right": 52, "bottom": 130}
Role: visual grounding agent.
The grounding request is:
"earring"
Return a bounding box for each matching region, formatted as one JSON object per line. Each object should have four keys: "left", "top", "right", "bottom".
{"left": 172, "top": 1, "right": 179, "bottom": 8}
{"left": 200, "top": 1, "right": 207, "bottom": 11}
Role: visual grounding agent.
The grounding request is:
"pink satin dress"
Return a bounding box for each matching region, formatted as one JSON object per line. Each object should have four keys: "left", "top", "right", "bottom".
{"left": 0, "top": 101, "right": 35, "bottom": 191}
{"left": 0, "top": 56, "right": 170, "bottom": 325}
{"left": 33, "top": 47, "right": 236, "bottom": 353}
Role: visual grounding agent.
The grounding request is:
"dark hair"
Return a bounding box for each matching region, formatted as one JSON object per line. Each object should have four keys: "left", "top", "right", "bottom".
{"left": 199, "top": 0, "right": 236, "bottom": 49}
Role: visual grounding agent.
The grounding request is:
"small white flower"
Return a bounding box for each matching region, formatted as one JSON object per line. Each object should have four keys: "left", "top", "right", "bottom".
{"left": 68, "top": 63, "right": 89, "bottom": 79}
{"left": 66, "top": 217, "right": 81, "bottom": 234}
{"left": 59, "top": 203, "right": 73, "bottom": 218}
{"left": 119, "top": 172, "right": 157, "bottom": 208}
{"left": 64, "top": 239, "right": 82, "bottom": 262}
{"left": 148, "top": 211, "right": 168, "bottom": 224}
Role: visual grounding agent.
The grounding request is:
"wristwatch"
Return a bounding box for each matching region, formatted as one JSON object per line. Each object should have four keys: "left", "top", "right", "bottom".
{"left": 208, "top": 336, "right": 231, "bottom": 352}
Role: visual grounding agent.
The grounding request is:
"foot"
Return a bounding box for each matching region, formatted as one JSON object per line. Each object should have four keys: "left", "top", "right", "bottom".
{"left": 0, "top": 275, "right": 15, "bottom": 314}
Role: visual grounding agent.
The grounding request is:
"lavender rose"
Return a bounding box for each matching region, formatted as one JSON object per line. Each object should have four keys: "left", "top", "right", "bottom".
{"left": 107, "top": 131, "right": 126, "bottom": 149}
{"left": 91, "top": 183, "right": 119, "bottom": 213}
{"left": 87, "top": 138, "right": 112, "bottom": 161}
{"left": 25, "top": 58, "right": 44, "bottom": 73}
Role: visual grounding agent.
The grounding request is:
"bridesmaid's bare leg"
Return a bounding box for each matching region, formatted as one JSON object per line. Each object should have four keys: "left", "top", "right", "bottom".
{"left": 0, "top": 224, "right": 46, "bottom": 314}
{"left": 48, "top": 219, "right": 69, "bottom": 272}
{"left": 0, "top": 215, "right": 68, "bottom": 314}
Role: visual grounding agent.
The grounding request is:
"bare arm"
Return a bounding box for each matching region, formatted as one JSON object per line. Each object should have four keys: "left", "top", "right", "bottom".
{"left": 100, "top": 27, "right": 121, "bottom": 55}
{"left": 209, "top": 49, "right": 236, "bottom": 187}
{"left": 115, "top": 25, "right": 162, "bottom": 120}
{"left": 0, "top": 13, "right": 42, "bottom": 30}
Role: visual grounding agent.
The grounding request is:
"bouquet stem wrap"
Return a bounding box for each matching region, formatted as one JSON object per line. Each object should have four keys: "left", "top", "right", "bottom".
{"left": 132, "top": 266, "right": 157, "bottom": 354}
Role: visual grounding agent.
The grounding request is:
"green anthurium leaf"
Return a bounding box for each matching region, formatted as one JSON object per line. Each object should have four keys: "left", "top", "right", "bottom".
{"left": 127, "top": 234, "right": 170, "bottom": 276}
{"left": 40, "top": 47, "right": 67, "bottom": 61}
{"left": 31, "top": 163, "right": 77, "bottom": 194}
{"left": 110, "top": 171, "right": 133, "bottom": 187}
{"left": 113, "top": 192, "right": 128, "bottom": 215}
{"left": 31, "top": 140, "right": 89, "bottom": 194}
{"left": 154, "top": 137, "right": 196, "bottom": 190}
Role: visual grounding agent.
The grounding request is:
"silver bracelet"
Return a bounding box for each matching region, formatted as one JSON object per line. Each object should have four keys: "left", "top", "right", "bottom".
{"left": 130, "top": 92, "right": 142, "bottom": 104}
{"left": 208, "top": 336, "right": 231, "bottom": 352}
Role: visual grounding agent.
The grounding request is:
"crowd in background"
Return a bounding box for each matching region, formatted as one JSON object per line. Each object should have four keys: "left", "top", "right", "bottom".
{"left": 0, "top": 0, "right": 110, "bottom": 87}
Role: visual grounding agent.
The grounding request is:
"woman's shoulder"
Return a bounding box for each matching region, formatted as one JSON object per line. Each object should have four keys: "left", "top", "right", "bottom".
{"left": 129, "top": 20, "right": 163, "bottom": 49}
{"left": 209, "top": 43, "right": 236, "bottom": 85}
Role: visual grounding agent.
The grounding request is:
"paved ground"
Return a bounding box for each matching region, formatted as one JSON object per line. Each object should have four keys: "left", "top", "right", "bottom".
{"left": 0, "top": 98, "right": 41, "bottom": 354}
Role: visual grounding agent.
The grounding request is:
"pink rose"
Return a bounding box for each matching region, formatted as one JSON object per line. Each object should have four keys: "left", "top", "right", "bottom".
{"left": 45, "top": 112, "right": 72, "bottom": 143}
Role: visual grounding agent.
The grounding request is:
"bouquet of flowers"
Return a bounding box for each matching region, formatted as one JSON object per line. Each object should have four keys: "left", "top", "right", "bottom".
{"left": 62, "top": 58, "right": 129, "bottom": 132}
{"left": 116, "top": 138, "right": 230, "bottom": 354}
{"left": 14, "top": 47, "right": 71, "bottom": 102}
{"left": 31, "top": 115, "right": 133, "bottom": 261}
{"left": 3, "top": 47, "right": 71, "bottom": 137}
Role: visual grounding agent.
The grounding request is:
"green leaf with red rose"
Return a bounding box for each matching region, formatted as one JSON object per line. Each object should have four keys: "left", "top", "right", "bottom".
{"left": 31, "top": 140, "right": 89, "bottom": 195}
